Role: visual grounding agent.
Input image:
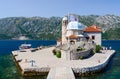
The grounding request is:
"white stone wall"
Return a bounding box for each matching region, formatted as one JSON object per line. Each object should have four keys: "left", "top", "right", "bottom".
{"left": 66, "top": 30, "right": 83, "bottom": 37}
{"left": 84, "top": 32, "right": 101, "bottom": 45}
{"left": 62, "top": 21, "right": 68, "bottom": 44}
{"left": 66, "top": 30, "right": 73, "bottom": 37}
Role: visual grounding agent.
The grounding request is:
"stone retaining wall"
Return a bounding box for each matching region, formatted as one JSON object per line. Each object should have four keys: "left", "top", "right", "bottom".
{"left": 11, "top": 53, "right": 23, "bottom": 75}
{"left": 23, "top": 68, "right": 50, "bottom": 76}
{"left": 61, "top": 48, "right": 92, "bottom": 60}
{"left": 70, "top": 49, "right": 92, "bottom": 60}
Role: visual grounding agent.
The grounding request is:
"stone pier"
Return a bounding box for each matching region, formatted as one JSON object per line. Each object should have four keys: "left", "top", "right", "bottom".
{"left": 12, "top": 47, "right": 115, "bottom": 78}
{"left": 47, "top": 67, "right": 75, "bottom": 79}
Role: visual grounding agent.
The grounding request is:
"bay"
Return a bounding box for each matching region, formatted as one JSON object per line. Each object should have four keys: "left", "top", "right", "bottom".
{"left": 0, "top": 40, "right": 56, "bottom": 79}
{"left": 0, "top": 40, "right": 120, "bottom": 79}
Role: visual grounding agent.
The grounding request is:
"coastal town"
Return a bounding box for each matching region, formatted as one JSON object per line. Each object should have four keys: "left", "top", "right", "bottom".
{"left": 12, "top": 14, "right": 115, "bottom": 79}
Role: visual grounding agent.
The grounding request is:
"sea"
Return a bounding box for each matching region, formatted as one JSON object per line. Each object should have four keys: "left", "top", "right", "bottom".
{"left": 0, "top": 40, "right": 120, "bottom": 79}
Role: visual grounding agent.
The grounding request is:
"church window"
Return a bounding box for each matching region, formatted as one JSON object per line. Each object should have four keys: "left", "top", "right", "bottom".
{"left": 92, "top": 35, "right": 95, "bottom": 40}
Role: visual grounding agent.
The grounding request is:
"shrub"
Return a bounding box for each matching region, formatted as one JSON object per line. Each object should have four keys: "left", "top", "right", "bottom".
{"left": 76, "top": 46, "right": 86, "bottom": 51}
{"left": 76, "top": 46, "right": 82, "bottom": 51}
{"left": 82, "top": 48, "right": 86, "bottom": 51}
{"left": 52, "top": 49, "right": 56, "bottom": 55}
{"left": 80, "top": 56, "right": 83, "bottom": 60}
{"left": 56, "top": 50, "right": 61, "bottom": 58}
{"left": 96, "top": 45, "right": 102, "bottom": 53}
{"left": 90, "top": 49, "right": 95, "bottom": 55}
{"left": 76, "top": 48, "right": 80, "bottom": 51}
{"left": 78, "top": 46, "right": 81, "bottom": 48}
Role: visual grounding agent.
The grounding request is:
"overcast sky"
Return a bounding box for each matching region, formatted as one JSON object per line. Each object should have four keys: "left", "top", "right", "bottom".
{"left": 0, "top": 0, "right": 119, "bottom": 18}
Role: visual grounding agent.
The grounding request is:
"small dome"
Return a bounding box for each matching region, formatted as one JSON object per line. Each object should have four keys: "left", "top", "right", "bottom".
{"left": 67, "top": 21, "right": 83, "bottom": 30}
{"left": 62, "top": 17, "right": 68, "bottom": 21}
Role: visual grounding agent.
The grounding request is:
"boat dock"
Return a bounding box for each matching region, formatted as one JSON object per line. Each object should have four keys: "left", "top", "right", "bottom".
{"left": 12, "top": 47, "right": 115, "bottom": 79}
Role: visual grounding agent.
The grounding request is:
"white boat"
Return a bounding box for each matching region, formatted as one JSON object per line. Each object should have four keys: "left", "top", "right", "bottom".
{"left": 19, "top": 44, "right": 31, "bottom": 50}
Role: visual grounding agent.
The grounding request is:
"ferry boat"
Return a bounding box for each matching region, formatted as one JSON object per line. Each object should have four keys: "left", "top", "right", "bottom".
{"left": 19, "top": 44, "right": 32, "bottom": 50}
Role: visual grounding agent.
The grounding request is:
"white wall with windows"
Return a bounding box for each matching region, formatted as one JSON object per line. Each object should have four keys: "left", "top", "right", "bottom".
{"left": 84, "top": 32, "right": 101, "bottom": 45}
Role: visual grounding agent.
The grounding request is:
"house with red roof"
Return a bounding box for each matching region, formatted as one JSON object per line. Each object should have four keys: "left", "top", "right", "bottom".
{"left": 84, "top": 25, "right": 102, "bottom": 45}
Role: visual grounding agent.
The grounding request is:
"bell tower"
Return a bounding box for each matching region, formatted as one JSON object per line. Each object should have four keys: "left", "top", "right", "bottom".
{"left": 62, "top": 17, "right": 68, "bottom": 44}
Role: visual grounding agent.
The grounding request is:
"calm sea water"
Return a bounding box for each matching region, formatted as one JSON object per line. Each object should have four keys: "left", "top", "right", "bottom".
{"left": 0, "top": 40, "right": 120, "bottom": 79}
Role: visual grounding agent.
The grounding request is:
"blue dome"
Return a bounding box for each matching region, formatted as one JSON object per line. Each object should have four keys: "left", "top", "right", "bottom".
{"left": 67, "top": 21, "right": 83, "bottom": 30}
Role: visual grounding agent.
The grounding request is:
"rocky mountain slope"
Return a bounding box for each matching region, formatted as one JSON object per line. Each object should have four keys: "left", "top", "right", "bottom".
{"left": 0, "top": 14, "right": 120, "bottom": 40}
{"left": 95, "top": 14, "right": 120, "bottom": 32}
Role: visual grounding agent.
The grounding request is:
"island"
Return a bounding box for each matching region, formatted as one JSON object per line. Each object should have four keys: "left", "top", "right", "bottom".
{"left": 12, "top": 14, "right": 115, "bottom": 79}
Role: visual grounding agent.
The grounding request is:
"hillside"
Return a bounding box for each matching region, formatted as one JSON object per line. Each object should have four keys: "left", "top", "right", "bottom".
{"left": 95, "top": 14, "right": 120, "bottom": 32}
{"left": 0, "top": 14, "right": 120, "bottom": 40}
{"left": 0, "top": 17, "right": 62, "bottom": 40}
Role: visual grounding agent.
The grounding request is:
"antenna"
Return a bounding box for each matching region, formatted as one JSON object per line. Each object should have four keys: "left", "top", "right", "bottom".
{"left": 67, "top": 12, "right": 70, "bottom": 46}
{"left": 68, "top": 12, "right": 70, "bottom": 22}
{"left": 77, "top": 14, "right": 79, "bottom": 22}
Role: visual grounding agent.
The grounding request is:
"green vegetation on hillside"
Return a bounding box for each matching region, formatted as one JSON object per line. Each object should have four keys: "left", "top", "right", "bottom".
{"left": 0, "top": 17, "right": 61, "bottom": 40}
{"left": 103, "top": 28, "right": 120, "bottom": 40}
{"left": 0, "top": 14, "right": 120, "bottom": 40}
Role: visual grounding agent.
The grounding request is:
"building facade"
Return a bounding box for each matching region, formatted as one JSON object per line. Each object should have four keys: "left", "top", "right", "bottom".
{"left": 60, "top": 15, "right": 102, "bottom": 45}
{"left": 84, "top": 25, "right": 102, "bottom": 45}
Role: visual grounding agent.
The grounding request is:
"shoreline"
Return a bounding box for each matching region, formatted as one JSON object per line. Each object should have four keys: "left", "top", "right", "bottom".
{"left": 72, "top": 50, "right": 115, "bottom": 76}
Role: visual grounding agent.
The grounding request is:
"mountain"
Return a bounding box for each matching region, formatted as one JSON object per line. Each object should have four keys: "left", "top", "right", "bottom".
{"left": 94, "top": 15, "right": 120, "bottom": 40}
{"left": 95, "top": 14, "right": 120, "bottom": 32}
{"left": 0, "top": 14, "right": 120, "bottom": 40}
{"left": 0, "top": 17, "right": 62, "bottom": 40}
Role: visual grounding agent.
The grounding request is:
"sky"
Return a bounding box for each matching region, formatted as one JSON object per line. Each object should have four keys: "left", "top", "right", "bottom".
{"left": 0, "top": 0, "right": 119, "bottom": 18}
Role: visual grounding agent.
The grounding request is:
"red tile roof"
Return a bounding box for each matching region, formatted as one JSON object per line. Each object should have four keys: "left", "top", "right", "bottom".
{"left": 67, "top": 34, "right": 78, "bottom": 39}
{"left": 84, "top": 25, "right": 102, "bottom": 32}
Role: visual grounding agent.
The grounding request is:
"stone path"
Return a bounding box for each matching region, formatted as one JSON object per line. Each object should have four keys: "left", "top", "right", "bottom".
{"left": 47, "top": 67, "right": 75, "bottom": 79}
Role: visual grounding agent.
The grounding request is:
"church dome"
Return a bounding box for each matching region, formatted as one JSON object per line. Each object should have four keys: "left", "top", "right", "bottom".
{"left": 67, "top": 21, "right": 83, "bottom": 30}
{"left": 62, "top": 17, "right": 68, "bottom": 21}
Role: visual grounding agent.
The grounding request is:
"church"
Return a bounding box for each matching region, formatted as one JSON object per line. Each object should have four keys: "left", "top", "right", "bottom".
{"left": 58, "top": 14, "right": 102, "bottom": 46}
